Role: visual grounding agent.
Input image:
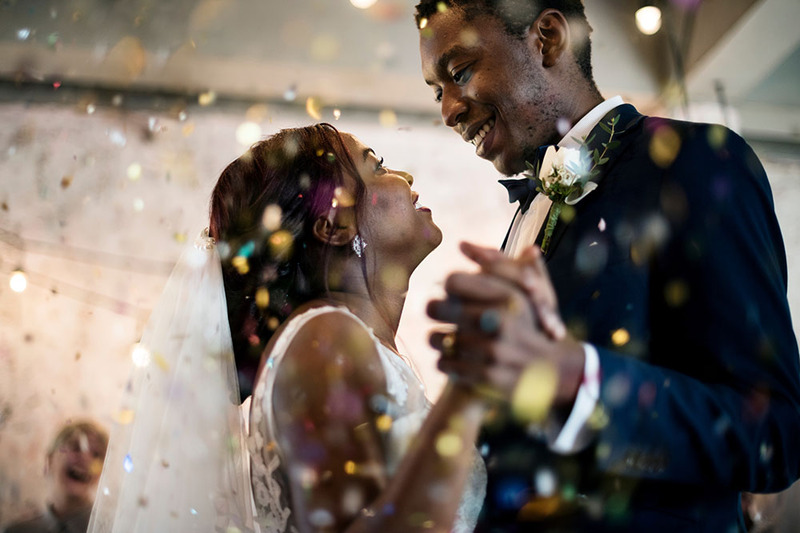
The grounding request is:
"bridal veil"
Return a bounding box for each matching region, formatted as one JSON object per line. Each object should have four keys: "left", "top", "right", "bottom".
{"left": 88, "top": 230, "right": 256, "bottom": 532}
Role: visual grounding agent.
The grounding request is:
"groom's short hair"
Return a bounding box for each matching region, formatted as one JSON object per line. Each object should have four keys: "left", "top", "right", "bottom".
{"left": 414, "top": 0, "right": 595, "bottom": 85}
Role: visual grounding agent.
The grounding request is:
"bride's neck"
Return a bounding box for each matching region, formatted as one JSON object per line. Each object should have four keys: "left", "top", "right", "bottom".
{"left": 325, "top": 274, "right": 408, "bottom": 351}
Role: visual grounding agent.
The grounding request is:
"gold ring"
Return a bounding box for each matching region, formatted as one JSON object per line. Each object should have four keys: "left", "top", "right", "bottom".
{"left": 441, "top": 331, "right": 457, "bottom": 358}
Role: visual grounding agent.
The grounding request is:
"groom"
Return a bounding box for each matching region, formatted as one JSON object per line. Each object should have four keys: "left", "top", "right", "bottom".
{"left": 417, "top": 0, "right": 800, "bottom": 531}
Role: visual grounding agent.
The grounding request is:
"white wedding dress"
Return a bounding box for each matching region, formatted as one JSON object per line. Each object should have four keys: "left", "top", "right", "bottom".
{"left": 247, "top": 305, "right": 487, "bottom": 533}
{"left": 88, "top": 235, "right": 485, "bottom": 533}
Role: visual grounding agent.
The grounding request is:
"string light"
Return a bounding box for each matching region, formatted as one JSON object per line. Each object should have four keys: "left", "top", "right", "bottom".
{"left": 635, "top": 5, "right": 662, "bottom": 35}
{"left": 350, "top": 0, "right": 377, "bottom": 8}
{"left": 9, "top": 269, "right": 27, "bottom": 293}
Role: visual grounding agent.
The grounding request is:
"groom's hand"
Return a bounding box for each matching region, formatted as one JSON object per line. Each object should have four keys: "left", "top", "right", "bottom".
{"left": 458, "top": 241, "right": 565, "bottom": 341}
{"left": 427, "top": 242, "right": 584, "bottom": 405}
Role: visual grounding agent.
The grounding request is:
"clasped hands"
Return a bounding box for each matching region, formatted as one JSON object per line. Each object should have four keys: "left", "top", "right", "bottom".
{"left": 428, "top": 242, "right": 585, "bottom": 412}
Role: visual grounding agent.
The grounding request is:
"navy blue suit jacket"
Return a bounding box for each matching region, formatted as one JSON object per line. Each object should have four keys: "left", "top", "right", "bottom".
{"left": 479, "top": 105, "right": 800, "bottom": 532}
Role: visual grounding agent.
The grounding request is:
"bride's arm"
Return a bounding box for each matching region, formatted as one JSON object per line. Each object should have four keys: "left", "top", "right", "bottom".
{"left": 271, "top": 312, "right": 484, "bottom": 533}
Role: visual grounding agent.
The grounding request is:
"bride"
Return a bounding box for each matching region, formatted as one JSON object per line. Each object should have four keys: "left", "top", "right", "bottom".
{"left": 89, "top": 123, "right": 486, "bottom": 532}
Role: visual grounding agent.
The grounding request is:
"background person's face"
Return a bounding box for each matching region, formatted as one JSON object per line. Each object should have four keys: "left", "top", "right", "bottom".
{"left": 420, "top": 9, "right": 563, "bottom": 176}
{"left": 47, "top": 431, "right": 105, "bottom": 504}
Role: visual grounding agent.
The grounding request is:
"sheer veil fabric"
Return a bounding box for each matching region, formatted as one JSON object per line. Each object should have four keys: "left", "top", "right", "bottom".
{"left": 88, "top": 230, "right": 256, "bottom": 532}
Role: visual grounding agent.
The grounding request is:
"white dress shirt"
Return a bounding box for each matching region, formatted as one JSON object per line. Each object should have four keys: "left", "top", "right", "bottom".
{"left": 504, "top": 95, "right": 624, "bottom": 454}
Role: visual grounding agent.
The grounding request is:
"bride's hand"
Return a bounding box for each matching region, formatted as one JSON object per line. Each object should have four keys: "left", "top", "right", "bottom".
{"left": 458, "top": 241, "right": 565, "bottom": 341}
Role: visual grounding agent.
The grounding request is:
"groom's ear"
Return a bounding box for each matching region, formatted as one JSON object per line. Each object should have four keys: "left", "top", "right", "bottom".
{"left": 312, "top": 207, "right": 357, "bottom": 247}
{"left": 529, "top": 9, "right": 570, "bottom": 68}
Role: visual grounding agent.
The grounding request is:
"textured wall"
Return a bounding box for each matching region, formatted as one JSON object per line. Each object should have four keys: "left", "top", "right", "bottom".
{"left": 0, "top": 99, "right": 797, "bottom": 526}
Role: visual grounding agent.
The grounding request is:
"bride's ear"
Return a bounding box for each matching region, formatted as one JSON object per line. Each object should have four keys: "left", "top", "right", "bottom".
{"left": 312, "top": 208, "right": 357, "bottom": 247}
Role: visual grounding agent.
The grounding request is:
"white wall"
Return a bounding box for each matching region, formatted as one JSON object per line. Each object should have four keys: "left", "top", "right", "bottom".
{"left": 0, "top": 99, "right": 797, "bottom": 525}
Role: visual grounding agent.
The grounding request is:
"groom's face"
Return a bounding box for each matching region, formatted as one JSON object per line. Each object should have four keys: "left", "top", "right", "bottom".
{"left": 419, "top": 8, "right": 562, "bottom": 176}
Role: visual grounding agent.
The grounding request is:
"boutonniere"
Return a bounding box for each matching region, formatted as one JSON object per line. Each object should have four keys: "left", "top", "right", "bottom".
{"left": 525, "top": 114, "right": 621, "bottom": 254}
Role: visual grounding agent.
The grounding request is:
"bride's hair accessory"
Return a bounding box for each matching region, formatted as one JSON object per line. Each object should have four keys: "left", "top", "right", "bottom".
{"left": 352, "top": 234, "right": 368, "bottom": 257}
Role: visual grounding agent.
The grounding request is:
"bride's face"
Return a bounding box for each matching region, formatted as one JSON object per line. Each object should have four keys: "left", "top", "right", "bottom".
{"left": 340, "top": 133, "right": 442, "bottom": 265}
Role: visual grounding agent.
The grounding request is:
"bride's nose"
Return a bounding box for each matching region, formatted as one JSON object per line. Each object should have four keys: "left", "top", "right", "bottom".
{"left": 395, "top": 170, "right": 414, "bottom": 186}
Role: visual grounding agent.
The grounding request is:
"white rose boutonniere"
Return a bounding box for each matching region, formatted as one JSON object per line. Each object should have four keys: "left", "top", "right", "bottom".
{"left": 525, "top": 114, "right": 621, "bottom": 254}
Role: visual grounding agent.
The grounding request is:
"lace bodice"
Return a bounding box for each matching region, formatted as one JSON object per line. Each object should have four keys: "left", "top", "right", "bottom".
{"left": 247, "top": 305, "right": 485, "bottom": 532}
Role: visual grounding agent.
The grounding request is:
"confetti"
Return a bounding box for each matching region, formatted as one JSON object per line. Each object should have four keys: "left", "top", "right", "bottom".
{"left": 611, "top": 328, "right": 630, "bottom": 346}
{"left": 236, "top": 122, "right": 262, "bottom": 146}
{"left": 123, "top": 454, "right": 134, "bottom": 473}
{"left": 127, "top": 163, "right": 142, "bottom": 181}
{"left": 131, "top": 343, "right": 150, "bottom": 367}
{"left": 306, "top": 97, "right": 323, "bottom": 120}
{"left": 511, "top": 360, "right": 557, "bottom": 424}
{"left": 17, "top": 29, "right": 31, "bottom": 40}
{"left": 379, "top": 109, "right": 398, "bottom": 128}
{"left": 649, "top": 125, "right": 681, "bottom": 168}
{"left": 198, "top": 91, "right": 216, "bottom": 106}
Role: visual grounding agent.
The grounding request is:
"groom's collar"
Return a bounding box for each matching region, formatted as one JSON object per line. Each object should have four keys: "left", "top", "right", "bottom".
{"left": 558, "top": 95, "right": 625, "bottom": 149}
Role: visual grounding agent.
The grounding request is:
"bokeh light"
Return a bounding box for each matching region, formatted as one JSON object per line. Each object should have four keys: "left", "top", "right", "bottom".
{"left": 635, "top": 6, "right": 662, "bottom": 35}
{"left": 9, "top": 270, "right": 27, "bottom": 293}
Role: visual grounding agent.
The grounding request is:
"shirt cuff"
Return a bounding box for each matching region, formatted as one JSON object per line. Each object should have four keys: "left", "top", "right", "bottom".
{"left": 549, "top": 343, "right": 600, "bottom": 454}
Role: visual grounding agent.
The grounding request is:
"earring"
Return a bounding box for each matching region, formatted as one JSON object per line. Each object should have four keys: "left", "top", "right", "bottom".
{"left": 352, "top": 234, "right": 367, "bottom": 258}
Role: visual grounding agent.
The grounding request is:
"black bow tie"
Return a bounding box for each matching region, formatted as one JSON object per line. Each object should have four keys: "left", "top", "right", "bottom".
{"left": 498, "top": 144, "right": 552, "bottom": 214}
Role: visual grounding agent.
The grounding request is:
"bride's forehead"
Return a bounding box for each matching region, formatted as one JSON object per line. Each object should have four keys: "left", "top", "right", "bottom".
{"left": 340, "top": 132, "right": 369, "bottom": 155}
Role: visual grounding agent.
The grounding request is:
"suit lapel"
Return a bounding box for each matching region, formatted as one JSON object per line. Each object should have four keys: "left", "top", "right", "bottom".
{"left": 541, "top": 104, "right": 645, "bottom": 261}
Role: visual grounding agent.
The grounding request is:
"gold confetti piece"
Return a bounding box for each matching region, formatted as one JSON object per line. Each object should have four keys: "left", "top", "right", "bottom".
{"left": 511, "top": 361, "right": 558, "bottom": 424}
{"left": 174, "top": 232, "right": 188, "bottom": 243}
{"left": 232, "top": 255, "right": 249, "bottom": 275}
{"left": 333, "top": 186, "right": 355, "bottom": 208}
{"left": 333, "top": 108, "right": 341, "bottom": 120}
{"left": 435, "top": 431, "right": 463, "bottom": 457}
{"left": 309, "top": 34, "right": 341, "bottom": 62}
{"left": 127, "top": 163, "right": 142, "bottom": 181}
{"left": 437, "top": 1, "right": 448, "bottom": 12}
{"left": 344, "top": 460, "right": 357, "bottom": 474}
{"left": 306, "top": 97, "right": 322, "bottom": 120}
{"left": 379, "top": 109, "right": 397, "bottom": 128}
{"left": 114, "top": 409, "right": 135, "bottom": 425}
{"left": 649, "top": 126, "right": 681, "bottom": 168}
{"left": 376, "top": 414, "right": 392, "bottom": 432}
{"left": 246, "top": 104, "right": 269, "bottom": 122}
{"left": 152, "top": 352, "right": 169, "bottom": 371}
{"left": 611, "top": 328, "right": 630, "bottom": 346}
{"left": 61, "top": 175, "right": 73, "bottom": 188}
{"left": 269, "top": 230, "right": 294, "bottom": 261}
{"left": 459, "top": 28, "right": 478, "bottom": 46}
{"left": 707, "top": 124, "right": 728, "bottom": 150}
{"left": 664, "top": 280, "right": 689, "bottom": 307}
{"left": 379, "top": 263, "right": 408, "bottom": 292}
{"left": 255, "top": 287, "right": 270, "bottom": 308}
{"left": 182, "top": 123, "right": 195, "bottom": 137}
{"left": 419, "top": 17, "right": 428, "bottom": 29}
{"left": 105, "top": 36, "right": 146, "bottom": 79}
{"left": 198, "top": 90, "right": 216, "bottom": 106}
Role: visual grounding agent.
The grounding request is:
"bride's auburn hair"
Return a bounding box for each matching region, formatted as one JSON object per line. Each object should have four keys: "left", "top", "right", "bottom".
{"left": 209, "top": 123, "right": 366, "bottom": 399}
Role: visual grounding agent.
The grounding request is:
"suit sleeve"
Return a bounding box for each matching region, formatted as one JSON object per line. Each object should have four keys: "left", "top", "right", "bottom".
{"left": 592, "top": 125, "right": 800, "bottom": 492}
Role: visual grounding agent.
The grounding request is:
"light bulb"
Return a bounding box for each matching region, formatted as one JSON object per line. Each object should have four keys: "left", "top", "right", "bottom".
{"left": 9, "top": 270, "right": 27, "bottom": 293}
{"left": 635, "top": 5, "right": 662, "bottom": 35}
{"left": 350, "top": 0, "right": 377, "bottom": 8}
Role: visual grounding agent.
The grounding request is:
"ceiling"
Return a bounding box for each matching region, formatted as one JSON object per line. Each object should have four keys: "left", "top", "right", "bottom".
{"left": 0, "top": 0, "right": 798, "bottom": 143}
